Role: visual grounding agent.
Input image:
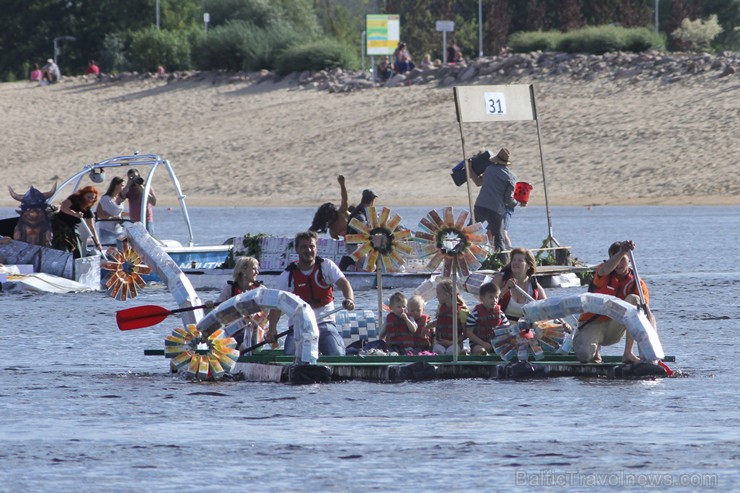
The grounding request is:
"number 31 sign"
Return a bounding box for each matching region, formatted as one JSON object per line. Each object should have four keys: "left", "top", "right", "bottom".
{"left": 484, "top": 92, "right": 507, "bottom": 115}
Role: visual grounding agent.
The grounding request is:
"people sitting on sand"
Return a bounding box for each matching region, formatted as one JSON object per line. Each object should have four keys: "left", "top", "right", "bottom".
{"left": 265, "top": 231, "right": 355, "bottom": 357}
{"left": 466, "top": 282, "right": 510, "bottom": 355}
{"left": 42, "top": 59, "right": 60, "bottom": 83}
{"left": 30, "top": 64, "right": 42, "bottom": 82}
{"left": 85, "top": 60, "right": 100, "bottom": 77}
{"left": 339, "top": 188, "right": 378, "bottom": 271}
{"left": 206, "top": 256, "right": 265, "bottom": 353}
{"left": 51, "top": 186, "right": 103, "bottom": 258}
{"left": 95, "top": 177, "right": 127, "bottom": 245}
{"left": 574, "top": 240, "right": 655, "bottom": 364}
{"left": 309, "top": 175, "right": 349, "bottom": 240}
{"left": 419, "top": 54, "right": 434, "bottom": 69}
{"left": 393, "top": 41, "right": 414, "bottom": 74}
{"left": 377, "top": 57, "right": 393, "bottom": 82}
{"left": 379, "top": 292, "right": 418, "bottom": 354}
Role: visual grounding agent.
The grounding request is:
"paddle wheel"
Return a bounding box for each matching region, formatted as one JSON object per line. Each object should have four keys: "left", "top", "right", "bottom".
{"left": 344, "top": 206, "right": 414, "bottom": 272}
{"left": 164, "top": 325, "right": 239, "bottom": 380}
{"left": 101, "top": 240, "right": 151, "bottom": 300}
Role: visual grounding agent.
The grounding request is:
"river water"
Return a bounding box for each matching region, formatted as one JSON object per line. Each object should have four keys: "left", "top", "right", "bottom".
{"left": 1, "top": 205, "right": 738, "bottom": 492}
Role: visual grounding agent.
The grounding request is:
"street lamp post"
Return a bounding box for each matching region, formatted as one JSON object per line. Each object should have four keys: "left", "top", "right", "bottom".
{"left": 478, "top": 0, "right": 483, "bottom": 57}
{"left": 156, "top": 0, "right": 160, "bottom": 29}
{"left": 53, "top": 36, "right": 76, "bottom": 65}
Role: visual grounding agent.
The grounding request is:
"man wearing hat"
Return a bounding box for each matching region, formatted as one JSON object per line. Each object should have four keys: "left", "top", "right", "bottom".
{"left": 471, "top": 148, "right": 522, "bottom": 261}
{"left": 42, "top": 59, "right": 60, "bottom": 83}
{"left": 338, "top": 189, "right": 378, "bottom": 271}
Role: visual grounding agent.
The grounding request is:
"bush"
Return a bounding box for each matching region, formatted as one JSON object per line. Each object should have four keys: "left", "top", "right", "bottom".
{"left": 508, "top": 31, "right": 562, "bottom": 52}
{"left": 275, "top": 38, "right": 359, "bottom": 75}
{"left": 128, "top": 28, "right": 195, "bottom": 72}
{"left": 509, "top": 25, "right": 664, "bottom": 55}
{"left": 671, "top": 15, "right": 723, "bottom": 51}
{"left": 192, "top": 21, "right": 303, "bottom": 71}
{"left": 100, "top": 33, "right": 128, "bottom": 73}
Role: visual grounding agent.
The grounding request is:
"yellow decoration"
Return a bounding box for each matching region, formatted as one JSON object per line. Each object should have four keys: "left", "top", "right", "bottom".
{"left": 101, "top": 240, "right": 152, "bottom": 300}
{"left": 164, "top": 324, "right": 239, "bottom": 381}
{"left": 413, "top": 207, "right": 489, "bottom": 277}
{"left": 345, "top": 206, "right": 413, "bottom": 272}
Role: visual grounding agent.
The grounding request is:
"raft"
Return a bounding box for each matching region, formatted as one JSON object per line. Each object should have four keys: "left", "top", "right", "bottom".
{"left": 144, "top": 349, "right": 676, "bottom": 382}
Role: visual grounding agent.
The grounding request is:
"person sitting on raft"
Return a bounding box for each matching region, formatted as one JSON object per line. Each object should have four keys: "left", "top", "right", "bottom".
{"left": 466, "top": 281, "right": 510, "bottom": 355}
{"left": 574, "top": 240, "right": 655, "bottom": 364}
{"left": 426, "top": 278, "right": 469, "bottom": 355}
{"left": 408, "top": 295, "right": 433, "bottom": 353}
{"left": 379, "top": 292, "right": 418, "bottom": 354}
{"left": 492, "top": 247, "right": 547, "bottom": 321}
{"left": 309, "top": 175, "right": 350, "bottom": 240}
{"left": 205, "top": 256, "right": 264, "bottom": 353}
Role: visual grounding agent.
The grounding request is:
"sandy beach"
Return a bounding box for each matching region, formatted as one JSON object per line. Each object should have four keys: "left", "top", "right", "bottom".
{"left": 1, "top": 69, "right": 737, "bottom": 208}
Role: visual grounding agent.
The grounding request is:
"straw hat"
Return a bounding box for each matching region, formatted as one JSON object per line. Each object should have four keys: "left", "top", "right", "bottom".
{"left": 491, "top": 148, "right": 512, "bottom": 165}
{"left": 47, "top": 58, "right": 54, "bottom": 64}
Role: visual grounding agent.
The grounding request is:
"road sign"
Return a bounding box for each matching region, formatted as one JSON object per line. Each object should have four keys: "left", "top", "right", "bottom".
{"left": 436, "top": 20, "right": 454, "bottom": 32}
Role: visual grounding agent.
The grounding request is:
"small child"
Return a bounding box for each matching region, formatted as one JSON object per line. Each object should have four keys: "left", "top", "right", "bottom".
{"left": 408, "top": 295, "right": 433, "bottom": 352}
{"left": 466, "top": 282, "right": 510, "bottom": 355}
{"left": 380, "top": 292, "right": 418, "bottom": 354}
{"left": 428, "top": 279, "right": 469, "bottom": 355}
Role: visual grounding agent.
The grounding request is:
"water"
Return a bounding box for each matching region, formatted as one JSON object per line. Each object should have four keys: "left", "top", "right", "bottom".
{"left": 1, "top": 205, "right": 738, "bottom": 492}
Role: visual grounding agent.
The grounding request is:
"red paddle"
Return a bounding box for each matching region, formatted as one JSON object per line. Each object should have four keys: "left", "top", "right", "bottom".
{"left": 116, "top": 303, "right": 211, "bottom": 331}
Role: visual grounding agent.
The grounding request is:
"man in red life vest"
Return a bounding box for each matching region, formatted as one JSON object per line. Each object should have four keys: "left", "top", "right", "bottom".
{"left": 265, "top": 230, "right": 355, "bottom": 356}
{"left": 574, "top": 240, "right": 656, "bottom": 364}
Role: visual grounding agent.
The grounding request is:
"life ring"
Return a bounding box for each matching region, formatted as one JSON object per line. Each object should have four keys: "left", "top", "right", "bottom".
{"left": 414, "top": 207, "right": 489, "bottom": 277}
{"left": 345, "top": 206, "right": 414, "bottom": 272}
{"left": 522, "top": 293, "right": 664, "bottom": 362}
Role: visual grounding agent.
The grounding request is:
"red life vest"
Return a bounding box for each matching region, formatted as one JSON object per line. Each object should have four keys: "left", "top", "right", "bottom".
{"left": 384, "top": 312, "right": 417, "bottom": 349}
{"left": 579, "top": 268, "right": 645, "bottom": 323}
{"left": 499, "top": 275, "right": 540, "bottom": 313}
{"left": 472, "top": 304, "right": 504, "bottom": 340}
{"left": 435, "top": 302, "right": 465, "bottom": 341}
{"left": 286, "top": 257, "right": 333, "bottom": 309}
{"left": 228, "top": 279, "right": 263, "bottom": 297}
{"left": 413, "top": 314, "right": 433, "bottom": 350}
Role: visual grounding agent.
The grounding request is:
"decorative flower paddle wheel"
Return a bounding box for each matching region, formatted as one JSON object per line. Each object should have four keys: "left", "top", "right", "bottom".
{"left": 101, "top": 240, "right": 151, "bottom": 300}
{"left": 164, "top": 325, "right": 239, "bottom": 380}
{"left": 345, "top": 206, "right": 414, "bottom": 272}
{"left": 413, "top": 207, "right": 489, "bottom": 276}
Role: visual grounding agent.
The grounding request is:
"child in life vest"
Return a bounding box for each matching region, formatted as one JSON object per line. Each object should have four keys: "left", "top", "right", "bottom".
{"left": 465, "top": 282, "right": 510, "bottom": 354}
{"left": 427, "top": 279, "right": 469, "bottom": 355}
{"left": 380, "top": 292, "right": 418, "bottom": 354}
{"left": 408, "top": 295, "right": 433, "bottom": 353}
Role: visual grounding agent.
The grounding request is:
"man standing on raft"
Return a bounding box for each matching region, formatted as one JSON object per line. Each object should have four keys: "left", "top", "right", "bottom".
{"left": 265, "top": 230, "right": 355, "bottom": 356}
{"left": 574, "top": 240, "right": 656, "bottom": 364}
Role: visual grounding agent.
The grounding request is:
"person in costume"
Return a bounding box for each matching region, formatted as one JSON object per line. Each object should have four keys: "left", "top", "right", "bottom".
{"left": 51, "top": 186, "right": 103, "bottom": 258}
{"left": 466, "top": 282, "right": 510, "bottom": 355}
{"left": 574, "top": 240, "right": 655, "bottom": 364}
{"left": 265, "top": 230, "right": 355, "bottom": 356}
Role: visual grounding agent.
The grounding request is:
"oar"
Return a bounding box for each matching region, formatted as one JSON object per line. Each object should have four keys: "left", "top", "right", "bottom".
{"left": 628, "top": 249, "right": 673, "bottom": 376}
{"left": 117, "top": 303, "right": 212, "bottom": 331}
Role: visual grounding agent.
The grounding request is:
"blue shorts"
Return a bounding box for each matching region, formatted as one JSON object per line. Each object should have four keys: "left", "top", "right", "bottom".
{"left": 283, "top": 320, "right": 346, "bottom": 357}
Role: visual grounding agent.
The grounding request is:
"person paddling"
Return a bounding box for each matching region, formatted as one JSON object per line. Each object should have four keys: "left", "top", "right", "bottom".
{"left": 574, "top": 240, "right": 656, "bottom": 364}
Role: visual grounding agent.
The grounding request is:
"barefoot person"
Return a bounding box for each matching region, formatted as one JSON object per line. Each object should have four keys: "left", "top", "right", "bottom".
{"left": 265, "top": 230, "right": 355, "bottom": 356}
{"left": 574, "top": 240, "right": 656, "bottom": 364}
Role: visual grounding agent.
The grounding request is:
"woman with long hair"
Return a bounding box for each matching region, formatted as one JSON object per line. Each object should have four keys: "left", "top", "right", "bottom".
{"left": 51, "top": 186, "right": 102, "bottom": 258}
{"left": 96, "top": 177, "right": 128, "bottom": 245}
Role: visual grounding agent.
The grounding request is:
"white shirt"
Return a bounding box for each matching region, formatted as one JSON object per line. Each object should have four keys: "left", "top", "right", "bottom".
{"left": 98, "top": 195, "right": 125, "bottom": 235}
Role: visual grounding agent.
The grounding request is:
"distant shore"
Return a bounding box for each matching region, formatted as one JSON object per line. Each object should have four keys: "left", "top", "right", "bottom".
{"left": 1, "top": 53, "right": 737, "bottom": 208}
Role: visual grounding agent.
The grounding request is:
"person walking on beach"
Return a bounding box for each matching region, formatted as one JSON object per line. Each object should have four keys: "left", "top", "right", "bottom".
{"left": 574, "top": 240, "right": 655, "bottom": 364}
{"left": 471, "top": 148, "right": 523, "bottom": 262}
{"left": 265, "top": 230, "right": 355, "bottom": 356}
